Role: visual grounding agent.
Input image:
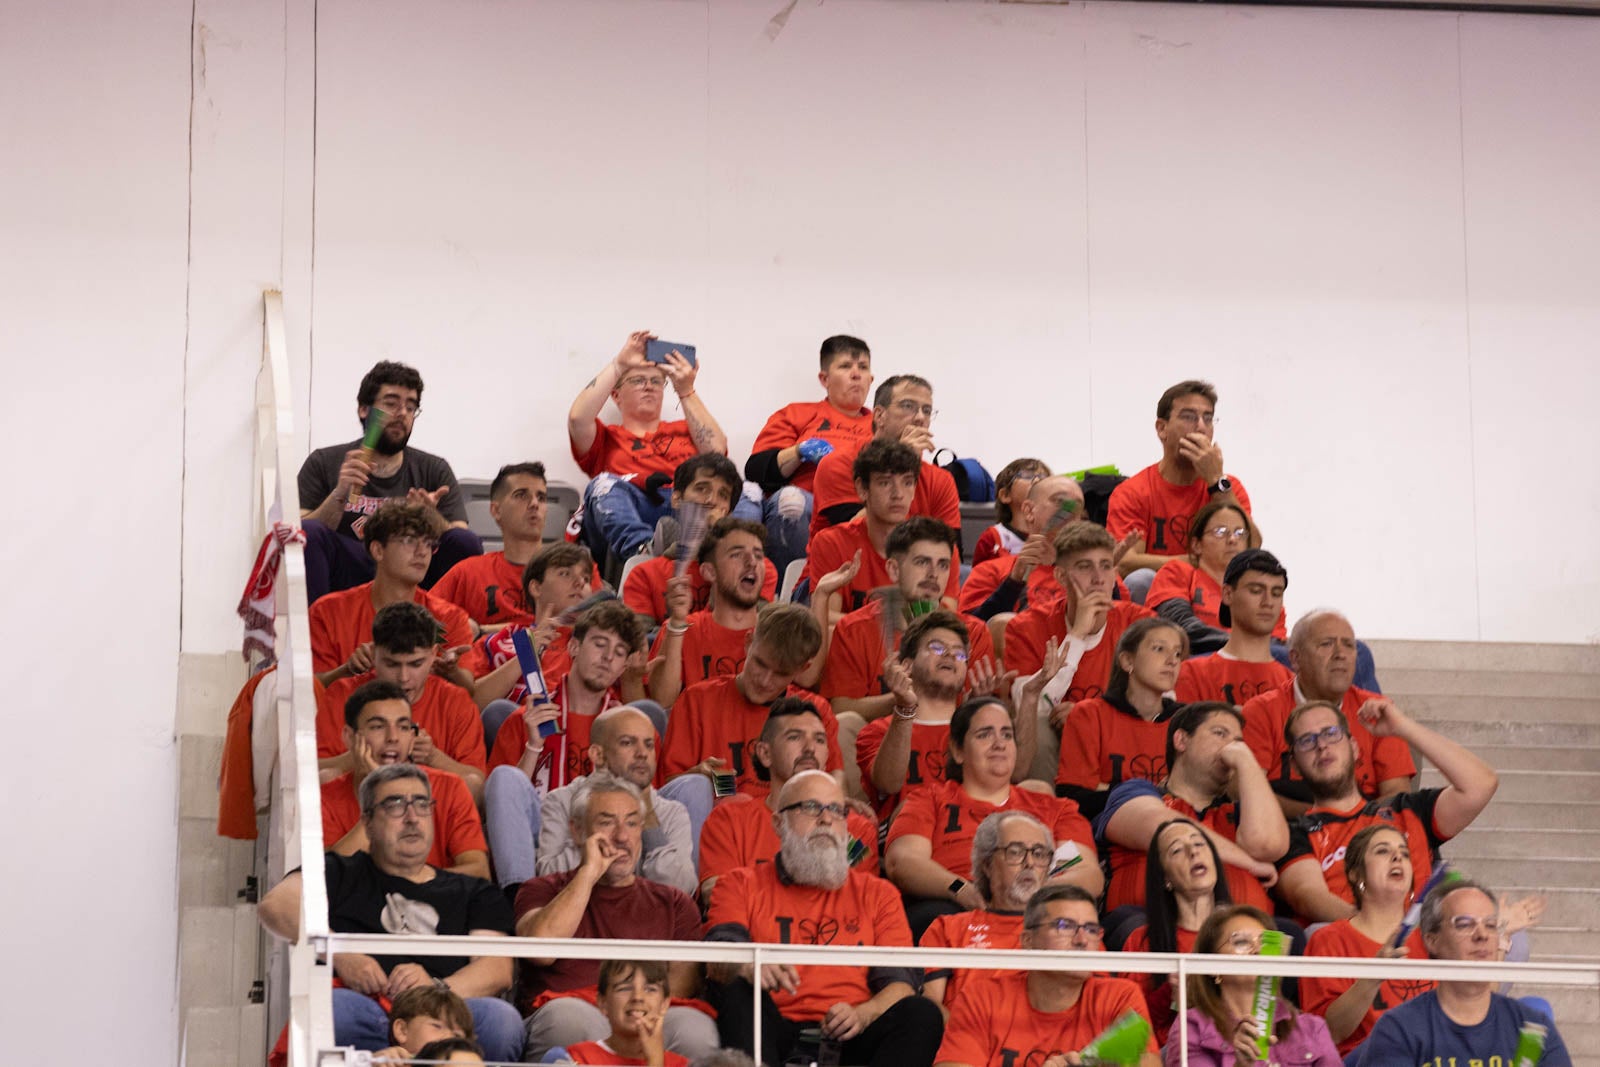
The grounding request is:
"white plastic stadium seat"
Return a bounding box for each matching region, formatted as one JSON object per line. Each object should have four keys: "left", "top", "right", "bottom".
{"left": 780, "top": 558, "right": 806, "bottom": 602}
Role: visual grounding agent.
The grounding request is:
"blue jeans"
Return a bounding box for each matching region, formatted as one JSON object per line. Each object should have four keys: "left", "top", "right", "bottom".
{"left": 303, "top": 518, "right": 483, "bottom": 603}
{"left": 658, "top": 774, "right": 713, "bottom": 872}
{"left": 332, "top": 986, "right": 523, "bottom": 1062}
{"left": 582, "top": 474, "right": 766, "bottom": 568}
{"left": 761, "top": 486, "right": 812, "bottom": 577}
{"left": 483, "top": 765, "right": 543, "bottom": 888}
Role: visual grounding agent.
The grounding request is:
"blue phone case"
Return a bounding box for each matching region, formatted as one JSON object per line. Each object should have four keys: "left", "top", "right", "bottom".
{"left": 644, "top": 339, "right": 697, "bottom": 367}
{"left": 510, "top": 630, "right": 559, "bottom": 737}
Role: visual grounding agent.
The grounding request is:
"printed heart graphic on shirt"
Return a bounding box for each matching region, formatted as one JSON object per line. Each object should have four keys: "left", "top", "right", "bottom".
{"left": 798, "top": 918, "right": 840, "bottom": 945}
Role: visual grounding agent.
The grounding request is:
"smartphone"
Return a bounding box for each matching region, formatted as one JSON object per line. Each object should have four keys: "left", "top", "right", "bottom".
{"left": 644, "top": 339, "right": 697, "bottom": 367}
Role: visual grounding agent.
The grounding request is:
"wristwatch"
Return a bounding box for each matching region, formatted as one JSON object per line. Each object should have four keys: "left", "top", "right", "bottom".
{"left": 1207, "top": 477, "right": 1233, "bottom": 495}
{"left": 948, "top": 877, "right": 967, "bottom": 899}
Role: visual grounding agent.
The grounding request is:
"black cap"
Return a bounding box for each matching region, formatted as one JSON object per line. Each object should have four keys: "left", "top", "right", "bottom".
{"left": 1219, "top": 548, "right": 1287, "bottom": 628}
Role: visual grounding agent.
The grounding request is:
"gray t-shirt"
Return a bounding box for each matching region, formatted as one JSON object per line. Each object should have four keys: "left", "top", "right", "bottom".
{"left": 298, "top": 440, "right": 468, "bottom": 539}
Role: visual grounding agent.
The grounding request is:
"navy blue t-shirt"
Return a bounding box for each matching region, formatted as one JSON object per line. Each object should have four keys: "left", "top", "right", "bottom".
{"left": 1360, "top": 991, "right": 1570, "bottom": 1067}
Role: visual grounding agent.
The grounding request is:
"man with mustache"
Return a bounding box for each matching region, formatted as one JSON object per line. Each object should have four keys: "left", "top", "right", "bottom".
{"left": 698, "top": 698, "right": 880, "bottom": 900}
{"left": 704, "top": 771, "right": 945, "bottom": 1067}
{"left": 918, "top": 811, "right": 1056, "bottom": 1018}
{"left": 1274, "top": 698, "right": 1498, "bottom": 924}
{"left": 299, "top": 360, "right": 479, "bottom": 602}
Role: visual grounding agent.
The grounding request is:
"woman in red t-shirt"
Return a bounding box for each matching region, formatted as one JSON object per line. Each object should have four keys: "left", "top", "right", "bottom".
{"left": 1146, "top": 499, "right": 1283, "bottom": 644}
{"left": 1117, "top": 816, "right": 1232, "bottom": 1042}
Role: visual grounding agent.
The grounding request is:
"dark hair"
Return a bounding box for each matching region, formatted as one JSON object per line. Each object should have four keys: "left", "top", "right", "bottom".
{"left": 886, "top": 516, "right": 958, "bottom": 560}
{"left": 1105, "top": 618, "right": 1186, "bottom": 704}
{"left": 872, "top": 373, "right": 934, "bottom": 410}
{"left": 388, "top": 985, "right": 474, "bottom": 1043}
{"left": 343, "top": 679, "right": 409, "bottom": 730}
{"left": 944, "top": 696, "right": 1010, "bottom": 782}
{"left": 759, "top": 696, "right": 825, "bottom": 745}
{"left": 1022, "top": 883, "right": 1099, "bottom": 931}
{"left": 1051, "top": 520, "right": 1115, "bottom": 562}
{"left": 994, "top": 458, "right": 1051, "bottom": 525}
{"left": 597, "top": 958, "right": 669, "bottom": 996}
{"left": 1156, "top": 379, "right": 1218, "bottom": 421}
{"left": 523, "top": 541, "right": 592, "bottom": 594}
{"left": 1166, "top": 701, "right": 1244, "bottom": 774}
{"left": 1186, "top": 498, "right": 1253, "bottom": 561}
{"left": 1142, "top": 817, "right": 1233, "bottom": 954}
{"left": 1223, "top": 548, "right": 1288, "bottom": 590}
{"left": 370, "top": 602, "right": 441, "bottom": 655}
{"left": 852, "top": 438, "right": 919, "bottom": 485}
{"left": 695, "top": 516, "right": 769, "bottom": 566}
{"left": 898, "top": 609, "right": 968, "bottom": 663}
{"left": 1282, "top": 699, "right": 1348, "bottom": 746}
{"left": 1343, "top": 823, "right": 1410, "bottom": 910}
{"left": 414, "top": 1037, "right": 483, "bottom": 1063}
{"left": 357, "top": 360, "right": 424, "bottom": 407}
{"left": 674, "top": 452, "right": 742, "bottom": 501}
{"left": 489, "top": 461, "right": 546, "bottom": 502}
{"left": 572, "top": 599, "right": 644, "bottom": 653}
{"left": 362, "top": 501, "right": 439, "bottom": 547}
{"left": 1187, "top": 905, "right": 1296, "bottom": 1040}
{"left": 820, "top": 334, "right": 870, "bottom": 371}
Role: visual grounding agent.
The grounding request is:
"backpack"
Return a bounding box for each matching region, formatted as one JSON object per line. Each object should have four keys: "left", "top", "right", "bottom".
{"left": 933, "top": 449, "right": 996, "bottom": 503}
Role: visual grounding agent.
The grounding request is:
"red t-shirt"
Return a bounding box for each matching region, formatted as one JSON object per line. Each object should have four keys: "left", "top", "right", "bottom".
{"left": 461, "top": 623, "right": 576, "bottom": 704}
{"left": 622, "top": 553, "right": 778, "bottom": 621}
{"left": 821, "top": 599, "right": 994, "bottom": 701}
{"left": 1118, "top": 923, "right": 1198, "bottom": 1044}
{"left": 1174, "top": 653, "right": 1292, "bottom": 707}
{"left": 570, "top": 417, "right": 701, "bottom": 479}
{"left": 486, "top": 681, "right": 623, "bottom": 793}
{"left": 1146, "top": 558, "right": 1286, "bottom": 639}
{"left": 1302, "top": 920, "right": 1433, "bottom": 1054}
{"left": 315, "top": 673, "right": 487, "bottom": 773}
{"left": 936, "top": 971, "right": 1156, "bottom": 1067}
{"left": 809, "top": 445, "right": 961, "bottom": 539}
{"left": 802, "top": 516, "right": 960, "bottom": 614}
{"left": 919, "top": 909, "right": 1026, "bottom": 1008}
{"left": 648, "top": 611, "right": 753, "bottom": 692}
{"left": 1002, "top": 600, "right": 1154, "bottom": 703}
{"left": 970, "top": 524, "right": 1023, "bottom": 567}
{"left": 957, "top": 554, "right": 1063, "bottom": 614}
{"left": 1104, "top": 787, "right": 1272, "bottom": 914}
{"left": 308, "top": 583, "right": 474, "bottom": 675}
{"left": 319, "top": 765, "right": 485, "bottom": 868}
{"left": 1240, "top": 682, "right": 1417, "bottom": 798}
{"left": 751, "top": 399, "right": 874, "bottom": 495}
{"left": 564, "top": 1041, "right": 688, "bottom": 1067}
{"left": 1278, "top": 789, "right": 1446, "bottom": 908}
{"left": 1106, "top": 463, "right": 1253, "bottom": 557}
{"left": 706, "top": 863, "right": 913, "bottom": 1022}
{"left": 429, "top": 551, "right": 532, "bottom": 627}
{"left": 853, "top": 717, "right": 952, "bottom": 818}
{"left": 886, "top": 778, "right": 1095, "bottom": 880}
{"left": 1056, "top": 696, "right": 1177, "bottom": 792}
{"left": 697, "top": 794, "right": 878, "bottom": 884}
{"left": 656, "top": 677, "right": 841, "bottom": 789}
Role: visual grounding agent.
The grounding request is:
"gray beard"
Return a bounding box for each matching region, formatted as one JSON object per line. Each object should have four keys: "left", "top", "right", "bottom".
{"left": 779, "top": 827, "right": 849, "bottom": 890}
{"left": 999, "top": 868, "right": 1043, "bottom": 910}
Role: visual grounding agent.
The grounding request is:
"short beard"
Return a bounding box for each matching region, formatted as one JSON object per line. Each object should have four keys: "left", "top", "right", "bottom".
{"left": 778, "top": 823, "right": 849, "bottom": 890}
{"left": 1000, "top": 868, "right": 1043, "bottom": 911}
{"left": 1308, "top": 764, "right": 1358, "bottom": 803}
{"left": 911, "top": 663, "right": 962, "bottom": 703}
{"left": 719, "top": 579, "right": 761, "bottom": 611}
{"left": 372, "top": 427, "right": 411, "bottom": 456}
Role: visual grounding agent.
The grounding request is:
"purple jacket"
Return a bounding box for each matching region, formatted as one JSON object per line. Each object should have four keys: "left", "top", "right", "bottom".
{"left": 1163, "top": 1005, "right": 1342, "bottom": 1067}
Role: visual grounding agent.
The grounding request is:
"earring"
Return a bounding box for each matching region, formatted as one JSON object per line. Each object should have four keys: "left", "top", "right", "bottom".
{"left": 1164, "top": 883, "right": 1173, "bottom": 891}
{"left": 1356, "top": 879, "right": 1365, "bottom": 892}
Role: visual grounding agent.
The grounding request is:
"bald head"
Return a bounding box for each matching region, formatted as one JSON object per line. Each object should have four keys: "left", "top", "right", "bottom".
{"left": 775, "top": 769, "right": 843, "bottom": 810}
{"left": 1022, "top": 476, "right": 1086, "bottom": 536}
{"left": 592, "top": 705, "right": 654, "bottom": 747}
{"left": 587, "top": 705, "right": 659, "bottom": 789}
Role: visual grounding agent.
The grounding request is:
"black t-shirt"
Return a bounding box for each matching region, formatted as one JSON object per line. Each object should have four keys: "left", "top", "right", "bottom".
{"left": 298, "top": 441, "right": 468, "bottom": 539}
{"left": 322, "top": 851, "right": 512, "bottom": 977}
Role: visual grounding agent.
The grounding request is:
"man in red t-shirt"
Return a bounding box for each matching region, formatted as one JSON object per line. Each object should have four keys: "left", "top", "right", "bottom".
{"left": 516, "top": 774, "right": 718, "bottom": 1061}
{"left": 805, "top": 440, "right": 960, "bottom": 625}
{"left": 649, "top": 518, "right": 772, "bottom": 707}
{"left": 1097, "top": 702, "right": 1289, "bottom": 916}
{"left": 431, "top": 461, "right": 552, "bottom": 628}
{"left": 1274, "top": 698, "right": 1498, "bottom": 924}
{"left": 1241, "top": 608, "right": 1416, "bottom": 818}
{"left": 315, "top": 602, "right": 488, "bottom": 801}
{"left": 934, "top": 884, "right": 1158, "bottom": 1067}
{"left": 309, "top": 501, "right": 474, "bottom": 687}
{"left": 808, "top": 373, "right": 960, "bottom": 540}
{"left": 698, "top": 698, "right": 879, "bottom": 899}
{"left": 960, "top": 474, "right": 1086, "bottom": 619}
{"left": 1107, "top": 379, "right": 1257, "bottom": 605}
{"left": 704, "top": 772, "right": 946, "bottom": 1067}
{"left": 622, "top": 454, "right": 779, "bottom": 625}
{"left": 745, "top": 335, "right": 875, "bottom": 573}
{"left": 1174, "top": 548, "right": 1293, "bottom": 707}
{"left": 567, "top": 329, "right": 740, "bottom": 565}
{"left": 320, "top": 678, "right": 488, "bottom": 880}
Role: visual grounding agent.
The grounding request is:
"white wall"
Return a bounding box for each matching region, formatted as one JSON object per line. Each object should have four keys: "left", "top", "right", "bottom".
{"left": 0, "top": 0, "right": 192, "bottom": 1060}
{"left": 294, "top": 0, "right": 1600, "bottom": 645}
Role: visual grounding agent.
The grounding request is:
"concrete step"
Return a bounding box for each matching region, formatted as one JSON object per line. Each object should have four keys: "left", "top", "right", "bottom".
{"left": 1494, "top": 888, "right": 1600, "bottom": 928}
{"left": 1420, "top": 769, "right": 1600, "bottom": 804}
{"left": 1440, "top": 855, "right": 1600, "bottom": 890}
{"left": 179, "top": 904, "right": 261, "bottom": 1010}
{"left": 1402, "top": 693, "right": 1599, "bottom": 725}
{"left": 179, "top": 815, "right": 256, "bottom": 908}
{"left": 180, "top": 733, "right": 225, "bottom": 822}
{"left": 1385, "top": 667, "right": 1600, "bottom": 701}
{"left": 1531, "top": 926, "right": 1600, "bottom": 961}
{"left": 182, "top": 1003, "right": 265, "bottom": 1067}
{"left": 1513, "top": 985, "right": 1600, "bottom": 1024}
{"left": 178, "top": 651, "right": 250, "bottom": 738}
{"left": 1368, "top": 639, "right": 1600, "bottom": 674}
{"left": 1439, "top": 745, "right": 1600, "bottom": 773}
{"left": 1447, "top": 799, "right": 1600, "bottom": 831}
{"left": 1413, "top": 719, "right": 1600, "bottom": 749}
{"left": 1445, "top": 827, "right": 1600, "bottom": 859}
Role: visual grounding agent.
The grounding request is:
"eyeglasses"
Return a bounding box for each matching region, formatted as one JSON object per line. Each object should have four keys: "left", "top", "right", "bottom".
{"left": 620, "top": 375, "right": 666, "bottom": 390}
{"left": 1027, "top": 917, "right": 1104, "bottom": 941}
{"left": 389, "top": 534, "right": 440, "bottom": 553}
{"left": 923, "top": 640, "right": 968, "bottom": 662}
{"left": 367, "top": 794, "right": 435, "bottom": 817}
{"left": 1448, "top": 915, "right": 1502, "bottom": 934}
{"left": 998, "top": 843, "right": 1053, "bottom": 867}
{"left": 1204, "top": 525, "right": 1249, "bottom": 541}
{"left": 1222, "top": 933, "right": 1264, "bottom": 954}
{"left": 890, "top": 399, "right": 936, "bottom": 419}
{"left": 373, "top": 397, "right": 421, "bottom": 417}
{"left": 778, "top": 800, "right": 849, "bottom": 821}
{"left": 1170, "top": 410, "right": 1217, "bottom": 427}
{"left": 1291, "top": 724, "right": 1348, "bottom": 753}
